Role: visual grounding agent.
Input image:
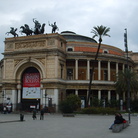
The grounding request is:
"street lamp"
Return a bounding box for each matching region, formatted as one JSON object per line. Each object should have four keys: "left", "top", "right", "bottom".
{"left": 124, "top": 28, "right": 131, "bottom": 123}
{"left": 44, "top": 90, "right": 47, "bottom": 108}
{"left": 2, "top": 91, "right": 5, "bottom": 108}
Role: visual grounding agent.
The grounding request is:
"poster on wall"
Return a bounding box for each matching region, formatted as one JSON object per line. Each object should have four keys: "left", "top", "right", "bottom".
{"left": 23, "top": 87, "right": 40, "bottom": 99}
{"left": 22, "top": 73, "right": 40, "bottom": 99}
{"left": 81, "top": 99, "right": 85, "bottom": 108}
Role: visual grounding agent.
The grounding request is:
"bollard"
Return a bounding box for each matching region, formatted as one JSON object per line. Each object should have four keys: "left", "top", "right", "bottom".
{"left": 20, "top": 114, "right": 24, "bottom": 121}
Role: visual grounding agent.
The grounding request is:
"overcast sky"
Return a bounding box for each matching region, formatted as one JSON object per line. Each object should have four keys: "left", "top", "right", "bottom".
{"left": 0, "top": 0, "right": 138, "bottom": 59}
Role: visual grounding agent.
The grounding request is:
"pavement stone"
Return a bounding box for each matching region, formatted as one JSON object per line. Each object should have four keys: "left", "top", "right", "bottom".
{"left": 0, "top": 113, "right": 138, "bottom": 138}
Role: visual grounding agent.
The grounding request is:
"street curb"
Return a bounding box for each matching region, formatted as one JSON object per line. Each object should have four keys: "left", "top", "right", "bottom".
{"left": 0, "top": 120, "right": 25, "bottom": 123}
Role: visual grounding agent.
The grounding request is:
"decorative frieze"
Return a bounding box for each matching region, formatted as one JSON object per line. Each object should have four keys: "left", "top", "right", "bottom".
{"left": 15, "top": 41, "right": 46, "bottom": 50}
{"left": 47, "top": 38, "right": 55, "bottom": 46}
{"left": 5, "top": 43, "right": 14, "bottom": 51}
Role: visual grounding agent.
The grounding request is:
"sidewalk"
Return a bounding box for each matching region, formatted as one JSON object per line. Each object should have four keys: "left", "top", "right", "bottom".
{"left": 0, "top": 113, "right": 137, "bottom": 138}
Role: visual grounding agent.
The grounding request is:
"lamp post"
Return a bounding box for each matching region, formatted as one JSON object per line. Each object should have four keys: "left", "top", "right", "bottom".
{"left": 124, "top": 28, "right": 131, "bottom": 123}
{"left": 126, "top": 51, "right": 131, "bottom": 123}
{"left": 2, "top": 91, "right": 5, "bottom": 108}
{"left": 44, "top": 90, "right": 47, "bottom": 108}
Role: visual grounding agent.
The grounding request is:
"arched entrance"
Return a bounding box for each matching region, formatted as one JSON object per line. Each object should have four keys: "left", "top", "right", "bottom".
{"left": 21, "top": 67, "right": 41, "bottom": 111}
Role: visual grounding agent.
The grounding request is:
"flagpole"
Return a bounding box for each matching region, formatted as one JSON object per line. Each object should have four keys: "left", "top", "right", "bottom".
{"left": 124, "top": 28, "right": 131, "bottom": 123}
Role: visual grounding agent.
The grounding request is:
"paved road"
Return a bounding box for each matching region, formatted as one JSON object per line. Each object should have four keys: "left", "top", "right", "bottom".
{"left": 0, "top": 113, "right": 137, "bottom": 138}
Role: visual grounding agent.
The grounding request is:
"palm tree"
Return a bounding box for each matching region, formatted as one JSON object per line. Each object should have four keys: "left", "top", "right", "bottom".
{"left": 115, "top": 69, "right": 138, "bottom": 100}
{"left": 86, "top": 25, "right": 110, "bottom": 107}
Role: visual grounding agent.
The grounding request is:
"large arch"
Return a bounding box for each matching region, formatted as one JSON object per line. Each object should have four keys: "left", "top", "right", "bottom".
{"left": 13, "top": 58, "right": 46, "bottom": 82}
{"left": 12, "top": 58, "right": 46, "bottom": 111}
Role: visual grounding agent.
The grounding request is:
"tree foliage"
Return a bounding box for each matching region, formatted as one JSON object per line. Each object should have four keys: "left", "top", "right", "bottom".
{"left": 59, "top": 94, "right": 81, "bottom": 113}
{"left": 115, "top": 69, "right": 138, "bottom": 98}
{"left": 92, "top": 25, "right": 110, "bottom": 42}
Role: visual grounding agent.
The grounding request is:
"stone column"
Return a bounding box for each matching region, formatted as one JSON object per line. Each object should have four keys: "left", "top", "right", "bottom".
{"left": 98, "top": 60, "right": 101, "bottom": 80}
{"left": 98, "top": 90, "right": 101, "bottom": 100}
{"left": 108, "top": 61, "right": 110, "bottom": 81}
{"left": 116, "top": 62, "right": 118, "bottom": 81}
{"left": 42, "top": 89, "right": 47, "bottom": 107}
{"left": 40, "top": 90, "right": 43, "bottom": 107}
{"left": 40, "top": 84, "right": 43, "bottom": 107}
{"left": 116, "top": 62, "right": 118, "bottom": 74}
{"left": 122, "top": 63, "right": 125, "bottom": 71}
{"left": 75, "top": 59, "right": 78, "bottom": 80}
{"left": 17, "top": 84, "right": 21, "bottom": 104}
{"left": 17, "top": 90, "right": 21, "bottom": 104}
{"left": 11, "top": 90, "right": 17, "bottom": 111}
{"left": 116, "top": 93, "right": 119, "bottom": 100}
{"left": 75, "top": 89, "right": 78, "bottom": 96}
{"left": 87, "top": 60, "right": 90, "bottom": 80}
{"left": 108, "top": 90, "right": 111, "bottom": 101}
{"left": 54, "top": 89, "right": 59, "bottom": 112}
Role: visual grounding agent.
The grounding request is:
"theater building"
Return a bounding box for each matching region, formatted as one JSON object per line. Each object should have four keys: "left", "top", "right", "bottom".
{"left": 0, "top": 31, "right": 135, "bottom": 112}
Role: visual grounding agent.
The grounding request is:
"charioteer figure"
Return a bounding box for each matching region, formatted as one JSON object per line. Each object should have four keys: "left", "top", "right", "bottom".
{"left": 49, "top": 22, "right": 59, "bottom": 33}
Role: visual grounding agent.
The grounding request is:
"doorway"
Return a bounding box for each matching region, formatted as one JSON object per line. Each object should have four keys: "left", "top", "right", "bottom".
{"left": 21, "top": 67, "right": 41, "bottom": 111}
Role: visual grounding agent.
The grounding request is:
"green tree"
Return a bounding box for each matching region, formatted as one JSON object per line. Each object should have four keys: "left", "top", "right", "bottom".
{"left": 86, "top": 25, "right": 110, "bottom": 107}
{"left": 59, "top": 94, "right": 81, "bottom": 113}
{"left": 115, "top": 69, "right": 138, "bottom": 99}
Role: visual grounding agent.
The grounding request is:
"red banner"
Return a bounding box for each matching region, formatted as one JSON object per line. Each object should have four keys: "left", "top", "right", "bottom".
{"left": 23, "top": 73, "right": 40, "bottom": 87}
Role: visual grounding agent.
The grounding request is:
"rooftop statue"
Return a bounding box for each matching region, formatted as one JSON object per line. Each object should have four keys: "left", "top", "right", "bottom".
{"left": 6, "top": 27, "right": 18, "bottom": 37}
{"left": 20, "top": 24, "right": 33, "bottom": 36}
{"left": 33, "top": 18, "right": 45, "bottom": 35}
{"left": 49, "top": 22, "right": 59, "bottom": 33}
{"left": 40, "top": 23, "right": 46, "bottom": 34}
{"left": 33, "top": 18, "right": 41, "bottom": 29}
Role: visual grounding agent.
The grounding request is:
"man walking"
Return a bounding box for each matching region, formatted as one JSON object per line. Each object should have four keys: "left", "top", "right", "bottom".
{"left": 40, "top": 108, "right": 44, "bottom": 120}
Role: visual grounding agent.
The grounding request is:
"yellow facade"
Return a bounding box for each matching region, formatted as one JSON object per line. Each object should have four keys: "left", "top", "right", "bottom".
{"left": 0, "top": 32, "right": 136, "bottom": 112}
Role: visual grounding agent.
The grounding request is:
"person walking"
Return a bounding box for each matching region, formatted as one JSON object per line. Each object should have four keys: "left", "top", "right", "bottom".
{"left": 32, "top": 108, "right": 37, "bottom": 120}
{"left": 3, "top": 106, "right": 7, "bottom": 114}
{"left": 40, "top": 108, "right": 44, "bottom": 120}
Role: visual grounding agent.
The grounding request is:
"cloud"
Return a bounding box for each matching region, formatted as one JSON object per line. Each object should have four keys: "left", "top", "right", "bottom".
{"left": 0, "top": 0, "right": 138, "bottom": 60}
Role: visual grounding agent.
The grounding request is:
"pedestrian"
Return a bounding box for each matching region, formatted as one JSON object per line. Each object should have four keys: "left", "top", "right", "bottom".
{"left": 32, "top": 108, "right": 37, "bottom": 120}
{"left": 3, "top": 106, "right": 7, "bottom": 114}
{"left": 40, "top": 108, "right": 44, "bottom": 120}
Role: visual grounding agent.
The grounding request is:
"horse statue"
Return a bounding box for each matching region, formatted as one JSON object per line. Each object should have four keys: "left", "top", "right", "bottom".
{"left": 6, "top": 27, "right": 18, "bottom": 37}
{"left": 33, "top": 23, "right": 45, "bottom": 35}
{"left": 33, "top": 18, "right": 45, "bottom": 35}
{"left": 20, "top": 24, "right": 33, "bottom": 36}
{"left": 49, "top": 22, "right": 59, "bottom": 33}
{"left": 40, "top": 23, "right": 46, "bottom": 34}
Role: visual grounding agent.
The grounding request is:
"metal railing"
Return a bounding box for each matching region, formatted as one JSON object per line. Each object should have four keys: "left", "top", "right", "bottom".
{"left": 0, "top": 103, "right": 57, "bottom": 113}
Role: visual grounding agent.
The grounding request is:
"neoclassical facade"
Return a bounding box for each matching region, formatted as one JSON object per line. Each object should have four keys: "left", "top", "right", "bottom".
{"left": 0, "top": 31, "right": 136, "bottom": 112}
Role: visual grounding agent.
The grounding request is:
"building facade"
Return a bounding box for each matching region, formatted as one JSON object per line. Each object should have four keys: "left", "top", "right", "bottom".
{"left": 0, "top": 31, "right": 136, "bottom": 112}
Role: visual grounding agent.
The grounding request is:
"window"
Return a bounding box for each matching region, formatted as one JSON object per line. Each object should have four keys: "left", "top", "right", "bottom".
{"left": 67, "top": 48, "right": 73, "bottom": 51}
{"left": 78, "top": 69, "right": 86, "bottom": 80}
{"left": 67, "top": 69, "right": 73, "bottom": 80}
{"left": 104, "top": 70, "right": 108, "bottom": 80}
{"left": 103, "top": 49, "right": 109, "bottom": 54}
